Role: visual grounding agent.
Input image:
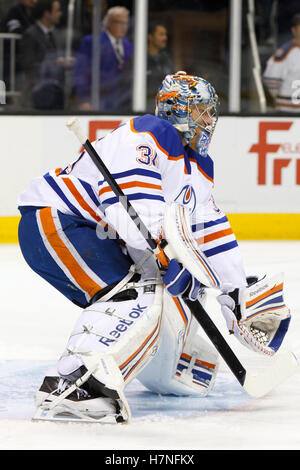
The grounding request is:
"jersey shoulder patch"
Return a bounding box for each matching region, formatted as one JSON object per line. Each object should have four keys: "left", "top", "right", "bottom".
{"left": 130, "top": 114, "right": 183, "bottom": 159}
{"left": 273, "top": 40, "right": 297, "bottom": 61}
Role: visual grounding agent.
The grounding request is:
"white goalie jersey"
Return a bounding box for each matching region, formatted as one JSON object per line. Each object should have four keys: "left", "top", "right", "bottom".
{"left": 18, "top": 114, "right": 246, "bottom": 288}
{"left": 263, "top": 39, "right": 300, "bottom": 112}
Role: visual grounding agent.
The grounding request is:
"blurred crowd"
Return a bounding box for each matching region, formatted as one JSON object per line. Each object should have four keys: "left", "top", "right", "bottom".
{"left": 0, "top": 0, "right": 299, "bottom": 113}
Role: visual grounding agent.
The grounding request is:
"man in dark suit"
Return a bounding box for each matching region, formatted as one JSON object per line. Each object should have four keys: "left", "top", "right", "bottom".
{"left": 74, "top": 6, "right": 133, "bottom": 113}
{"left": 20, "top": 0, "right": 66, "bottom": 109}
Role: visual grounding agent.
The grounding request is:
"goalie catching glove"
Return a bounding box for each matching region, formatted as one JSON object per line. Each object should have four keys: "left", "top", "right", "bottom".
{"left": 218, "top": 273, "right": 291, "bottom": 356}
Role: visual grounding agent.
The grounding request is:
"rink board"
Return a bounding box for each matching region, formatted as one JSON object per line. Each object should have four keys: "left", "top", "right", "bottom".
{"left": 2, "top": 213, "right": 300, "bottom": 243}
{"left": 1, "top": 114, "right": 299, "bottom": 241}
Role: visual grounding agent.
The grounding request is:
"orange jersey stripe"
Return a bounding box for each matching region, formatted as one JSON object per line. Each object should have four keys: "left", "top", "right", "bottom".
{"left": 99, "top": 180, "right": 162, "bottom": 197}
{"left": 62, "top": 177, "right": 101, "bottom": 223}
{"left": 246, "top": 282, "right": 283, "bottom": 308}
{"left": 203, "top": 228, "right": 233, "bottom": 244}
{"left": 167, "top": 155, "right": 185, "bottom": 161}
{"left": 39, "top": 207, "right": 102, "bottom": 298}
{"left": 61, "top": 178, "right": 116, "bottom": 234}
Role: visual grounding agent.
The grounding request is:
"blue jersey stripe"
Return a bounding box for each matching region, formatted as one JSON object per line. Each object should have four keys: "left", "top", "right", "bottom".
{"left": 98, "top": 168, "right": 161, "bottom": 186}
{"left": 203, "top": 240, "right": 239, "bottom": 257}
{"left": 78, "top": 179, "right": 101, "bottom": 207}
{"left": 102, "top": 193, "right": 165, "bottom": 206}
{"left": 43, "top": 173, "right": 84, "bottom": 218}
{"left": 192, "top": 216, "right": 228, "bottom": 232}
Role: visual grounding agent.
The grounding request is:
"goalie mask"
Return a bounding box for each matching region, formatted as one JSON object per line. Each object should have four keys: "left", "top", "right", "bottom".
{"left": 155, "top": 71, "right": 219, "bottom": 155}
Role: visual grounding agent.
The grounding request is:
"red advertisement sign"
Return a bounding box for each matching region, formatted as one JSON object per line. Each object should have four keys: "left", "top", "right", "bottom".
{"left": 249, "top": 121, "right": 300, "bottom": 185}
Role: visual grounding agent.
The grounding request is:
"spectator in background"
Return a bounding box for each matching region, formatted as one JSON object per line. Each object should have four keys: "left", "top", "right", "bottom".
{"left": 80, "top": 0, "right": 108, "bottom": 38}
{"left": 74, "top": 6, "right": 133, "bottom": 112}
{"left": 79, "top": 0, "right": 95, "bottom": 37}
{"left": 263, "top": 12, "right": 300, "bottom": 112}
{"left": 20, "top": 0, "right": 73, "bottom": 110}
{"left": 0, "top": 0, "right": 37, "bottom": 101}
{"left": 146, "top": 20, "right": 174, "bottom": 111}
{"left": 70, "top": 0, "right": 108, "bottom": 50}
{"left": 1, "top": 0, "right": 36, "bottom": 34}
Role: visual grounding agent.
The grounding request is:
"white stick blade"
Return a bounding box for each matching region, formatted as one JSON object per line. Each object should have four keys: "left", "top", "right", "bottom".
{"left": 243, "top": 351, "right": 299, "bottom": 398}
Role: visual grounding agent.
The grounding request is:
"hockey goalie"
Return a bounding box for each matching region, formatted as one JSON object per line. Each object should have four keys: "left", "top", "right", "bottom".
{"left": 17, "top": 72, "right": 291, "bottom": 423}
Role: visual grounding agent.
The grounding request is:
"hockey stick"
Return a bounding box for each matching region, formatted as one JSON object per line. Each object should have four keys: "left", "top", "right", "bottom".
{"left": 67, "top": 117, "right": 299, "bottom": 398}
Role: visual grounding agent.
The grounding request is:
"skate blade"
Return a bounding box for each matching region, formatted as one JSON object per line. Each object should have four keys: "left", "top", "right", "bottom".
{"left": 32, "top": 405, "right": 119, "bottom": 424}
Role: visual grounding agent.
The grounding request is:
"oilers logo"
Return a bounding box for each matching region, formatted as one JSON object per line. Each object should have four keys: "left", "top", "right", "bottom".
{"left": 175, "top": 185, "right": 196, "bottom": 213}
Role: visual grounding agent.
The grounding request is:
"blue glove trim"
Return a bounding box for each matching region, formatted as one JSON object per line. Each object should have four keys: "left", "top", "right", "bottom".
{"left": 269, "top": 316, "right": 291, "bottom": 352}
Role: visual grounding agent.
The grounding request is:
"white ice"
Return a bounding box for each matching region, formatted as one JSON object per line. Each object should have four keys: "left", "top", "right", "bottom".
{"left": 0, "top": 242, "right": 300, "bottom": 450}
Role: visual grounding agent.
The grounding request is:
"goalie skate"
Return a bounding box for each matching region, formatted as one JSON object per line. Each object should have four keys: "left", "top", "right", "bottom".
{"left": 33, "top": 372, "right": 128, "bottom": 424}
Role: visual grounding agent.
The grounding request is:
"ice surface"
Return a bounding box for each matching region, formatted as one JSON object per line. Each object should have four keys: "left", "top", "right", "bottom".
{"left": 0, "top": 243, "right": 300, "bottom": 450}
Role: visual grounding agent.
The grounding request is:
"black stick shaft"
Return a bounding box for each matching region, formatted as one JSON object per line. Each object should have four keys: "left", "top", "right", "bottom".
{"left": 184, "top": 299, "right": 246, "bottom": 385}
{"left": 84, "top": 140, "right": 157, "bottom": 251}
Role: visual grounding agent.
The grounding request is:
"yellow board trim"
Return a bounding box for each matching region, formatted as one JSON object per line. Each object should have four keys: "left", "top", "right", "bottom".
{"left": 0, "top": 214, "right": 300, "bottom": 243}
{"left": 226, "top": 214, "right": 300, "bottom": 240}
{"left": 0, "top": 216, "right": 20, "bottom": 243}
